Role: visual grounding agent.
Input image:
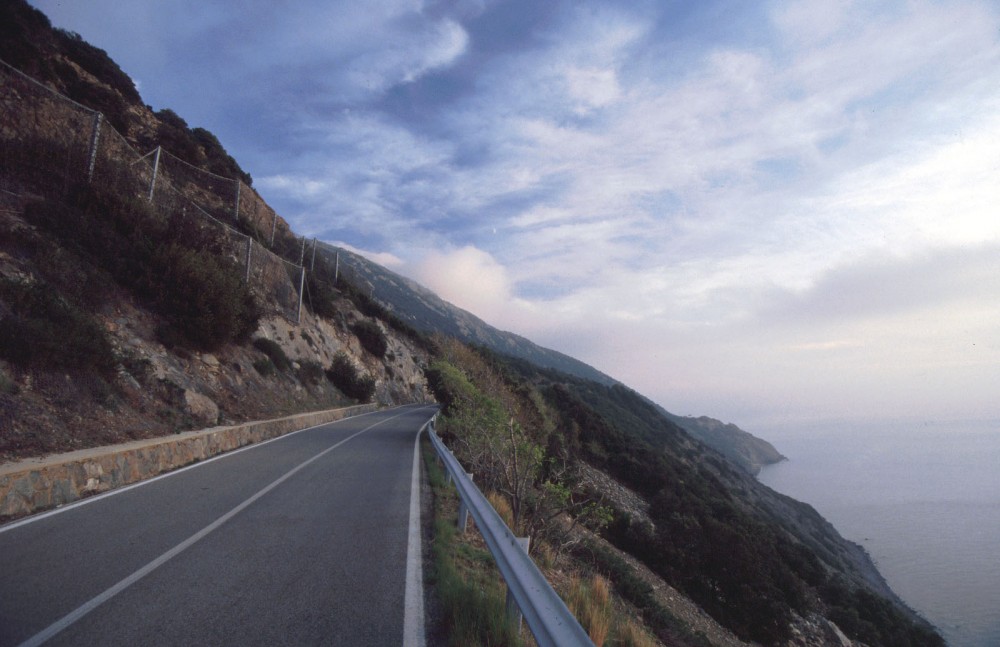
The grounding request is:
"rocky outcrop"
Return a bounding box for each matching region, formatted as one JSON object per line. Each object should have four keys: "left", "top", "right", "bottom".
{"left": 787, "top": 613, "right": 859, "bottom": 647}
{"left": 182, "top": 389, "right": 219, "bottom": 426}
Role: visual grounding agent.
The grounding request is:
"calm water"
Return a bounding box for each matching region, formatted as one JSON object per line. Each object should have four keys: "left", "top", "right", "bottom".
{"left": 757, "top": 421, "right": 1000, "bottom": 647}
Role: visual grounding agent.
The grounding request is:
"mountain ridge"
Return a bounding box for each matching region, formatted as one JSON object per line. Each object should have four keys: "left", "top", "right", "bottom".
{"left": 325, "top": 240, "right": 786, "bottom": 475}
{"left": 321, "top": 242, "right": 618, "bottom": 384}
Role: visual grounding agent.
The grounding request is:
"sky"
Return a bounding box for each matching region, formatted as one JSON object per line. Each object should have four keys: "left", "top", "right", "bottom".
{"left": 29, "top": 0, "right": 1000, "bottom": 433}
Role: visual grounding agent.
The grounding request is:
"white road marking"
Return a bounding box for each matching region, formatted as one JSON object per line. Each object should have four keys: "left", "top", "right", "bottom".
{"left": 16, "top": 408, "right": 417, "bottom": 647}
{"left": 403, "top": 421, "right": 428, "bottom": 647}
{"left": 0, "top": 408, "right": 387, "bottom": 535}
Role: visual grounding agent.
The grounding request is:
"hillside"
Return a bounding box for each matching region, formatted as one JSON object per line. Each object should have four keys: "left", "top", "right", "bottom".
{"left": 429, "top": 344, "right": 942, "bottom": 646}
{"left": 324, "top": 242, "right": 616, "bottom": 385}
{"left": 325, "top": 242, "right": 786, "bottom": 475}
{"left": 659, "top": 410, "right": 786, "bottom": 475}
{"left": 0, "top": 0, "right": 433, "bottom": 464}
{"left": 0, "top": 3, "right": 942, "bottom": 645}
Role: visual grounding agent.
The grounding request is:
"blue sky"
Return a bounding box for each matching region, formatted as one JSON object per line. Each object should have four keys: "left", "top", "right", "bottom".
{"left": 31, "top": 0, "right": 1000, "bottom": 432}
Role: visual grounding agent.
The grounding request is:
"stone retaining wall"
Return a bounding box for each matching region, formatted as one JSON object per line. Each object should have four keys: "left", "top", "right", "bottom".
{"left": 0, "top": 403, "right": 379, "bottom": 521}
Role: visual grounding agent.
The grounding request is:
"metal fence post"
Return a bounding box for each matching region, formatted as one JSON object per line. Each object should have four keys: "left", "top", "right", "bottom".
{"left": 296, "top": 265, "right": 306, "bottom": 324}
{"left": 86, "top": 112, "right": 103, "bottom": 183}
{"left": 244, "top": 237, "right": 253, "bottom": 284}
{"left": 234, "top": 180, "right": 241, "bottom": 222}
{"left": 147, "top": 146, "right": 161, "bottom": 202}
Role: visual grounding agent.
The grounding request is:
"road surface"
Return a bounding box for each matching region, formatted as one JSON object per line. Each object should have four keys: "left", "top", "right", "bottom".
{"left": 0, "top": 405, "right": 437, "bottom": 646}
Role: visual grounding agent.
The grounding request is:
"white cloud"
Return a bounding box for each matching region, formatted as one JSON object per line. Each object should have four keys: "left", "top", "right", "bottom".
{"left": 38, "top": 0, "right": 1000, "bottom": 426}
{"left": 409, "top": 246, "right": 532, "bottom": 326}
{"left": 565, "top": 66, "right": 621, "bottom": 112}
{"left": 400, "top": 19, "right": 469, "bottom": 83}
{"left": 256, "top": 175, "right": 331, "bottom": 201}
{"left": 331, "top": 241, "right": 406, "bottom": 270}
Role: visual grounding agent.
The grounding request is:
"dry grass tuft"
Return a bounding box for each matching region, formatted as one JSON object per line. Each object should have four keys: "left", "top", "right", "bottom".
{"left": 618, "top": 618, "right": 659, "bottom": 647}
{"left": 534, "top": 540, "right": 556, "bottom": 570}
{"left": 565, "top": 574, "right": 614, "bottom": 647}
{"left": 487, "top": 490, "right": 515, "bottom": 529}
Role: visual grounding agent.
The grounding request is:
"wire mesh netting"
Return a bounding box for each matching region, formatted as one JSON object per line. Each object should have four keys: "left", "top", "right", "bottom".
{"left": 0, "top": 58, "right": 301, "bottom": 322}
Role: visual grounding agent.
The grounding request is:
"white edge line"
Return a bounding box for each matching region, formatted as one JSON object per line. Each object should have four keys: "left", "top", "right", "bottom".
{"left": 0, "top": 407, "right": 390, "bottom": 535}
{"left": 403, "top": 420, "right": 428, "bottom": 647}
{"left": 16, "top": 407, "right": 421, "bottom": 647}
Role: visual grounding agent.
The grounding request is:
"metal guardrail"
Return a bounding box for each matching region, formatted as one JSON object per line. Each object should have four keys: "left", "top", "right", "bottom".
{"left": 426, "top": 418, "right": 594, "bottom": 647}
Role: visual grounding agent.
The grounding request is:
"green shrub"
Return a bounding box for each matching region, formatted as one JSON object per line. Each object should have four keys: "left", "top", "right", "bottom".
{"left": 297, "top": 360, "right": 324, "bottom": 385}
{"left": 0, "top": 370, "right": 19, "bottom": 395}
{"left": 0, "top": 278, "right": 116, "bottom": 374}
{"left": 22, "top": 186, "right": 260, "bottom": 352}
{"left": 56, "top": 29, "right": 141, "bottom": 103}
{"left": 252, "top": 357, "right": 275, "bottom": 376}
{"left": 351, "top": 320, "right": 388, "bottom": 358}
{"left": 252, "top": 338, "right": 290, "bottom": 372}
{"left": 156, "top": 244, "right": 258, "bottom": 350}
{"left": 305, "top": 271, "right": 340, "bottom": 319}
{"left": 326, "top": 353, "right": 375, "bottom": 402}
{"left": 192, "top": 127, "right": 252, "bottom": 186}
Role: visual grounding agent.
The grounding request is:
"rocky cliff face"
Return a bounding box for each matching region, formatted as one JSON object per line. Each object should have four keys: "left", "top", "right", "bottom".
{"left": 0, "top": 197, "right": 433, "bottom": 462}
{"left": 0, "top": 0, "right": 435, "bottom": 462}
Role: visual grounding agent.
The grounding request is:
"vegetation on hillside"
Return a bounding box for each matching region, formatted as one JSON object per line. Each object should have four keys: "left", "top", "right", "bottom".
{"left": 0, "top": 277, "right": 116, "bottom": 375}
{"left": 22, "top": 184, "right": 258, "bottom": 351}
{"left": 427, "top": 341, "right": 944, "bottom": 646}
{"left": 151, "top": 108, "right": 252, "bottom": 186}
{"left": 325, "top": 353, "right": 376, "bottom": 403}
{"left": 0, "top": 0, "right": 252, "bottom": 185}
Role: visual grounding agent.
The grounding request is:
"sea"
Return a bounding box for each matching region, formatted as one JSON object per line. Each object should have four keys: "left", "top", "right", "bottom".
{"left": 756, "top": 419, "right": 1000, "bottom": 647}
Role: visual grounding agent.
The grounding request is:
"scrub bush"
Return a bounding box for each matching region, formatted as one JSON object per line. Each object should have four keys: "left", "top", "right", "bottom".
{"left": 350, "top": 320, "right": 387, "bottom": 358}
{"left": 325, "top": 353, "right": 375, "bottom": 402}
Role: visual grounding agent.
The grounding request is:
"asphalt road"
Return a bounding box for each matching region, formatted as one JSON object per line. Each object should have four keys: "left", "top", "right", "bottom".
{"left": 0, "top": 404, "right": 438, "bottom": 646}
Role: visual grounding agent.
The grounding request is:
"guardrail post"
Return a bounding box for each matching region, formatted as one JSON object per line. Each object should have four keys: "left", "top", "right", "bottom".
{"left": 457, "top": 473, "right": 473, "bottom": 532}
{"left": 506, "top": 536, "right": 531, "bottom": 630}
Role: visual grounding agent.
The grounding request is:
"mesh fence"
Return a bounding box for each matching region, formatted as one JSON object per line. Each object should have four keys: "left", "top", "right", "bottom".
{"left": 0, "top": 58, "right": 301, "bottom": 322}
{"left": 0, "top": 60, "right": 95, "bottom": 197}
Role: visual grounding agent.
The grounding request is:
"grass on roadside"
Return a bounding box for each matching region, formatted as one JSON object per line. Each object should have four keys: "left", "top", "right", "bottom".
{"left": 422, "top": 437, "right": 668, "bottom": 647}
{"left": 422, "top": 437, "right": 524, "bottom": 647}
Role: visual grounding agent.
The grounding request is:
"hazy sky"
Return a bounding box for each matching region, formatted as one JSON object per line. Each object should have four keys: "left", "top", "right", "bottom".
{"left": 30, "top": 0, "right": 1000, "bottom": 431}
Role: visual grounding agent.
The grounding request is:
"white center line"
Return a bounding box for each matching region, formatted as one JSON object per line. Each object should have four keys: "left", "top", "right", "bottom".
{"left": 0, "top": 408, "right": 385, "bottom": 535}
